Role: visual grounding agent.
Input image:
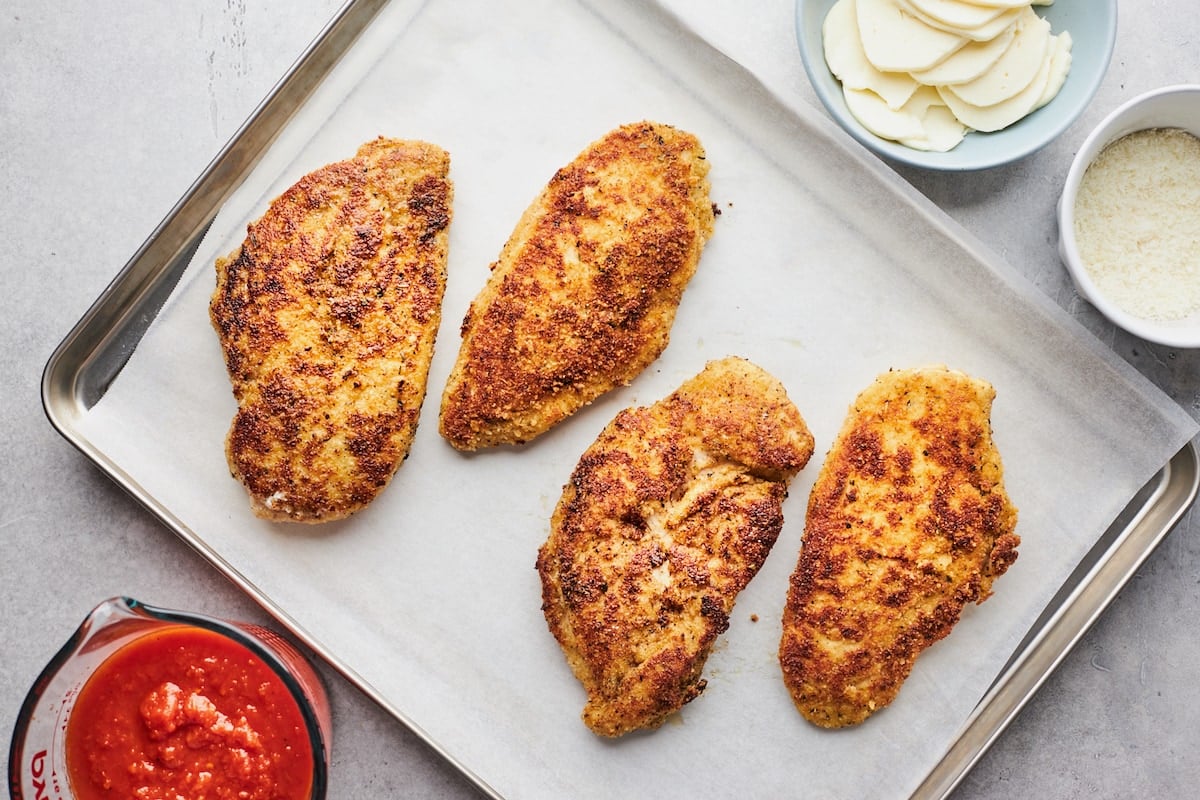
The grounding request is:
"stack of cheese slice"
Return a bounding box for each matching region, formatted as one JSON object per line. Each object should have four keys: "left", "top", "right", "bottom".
{"left": 822, "top": 0, "right": 1073, "bottom": 152}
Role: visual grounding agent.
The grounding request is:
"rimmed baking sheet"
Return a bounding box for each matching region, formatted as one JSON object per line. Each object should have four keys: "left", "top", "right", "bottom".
{"left": 43, "top": 0, "right": 1200, "bottom": 797}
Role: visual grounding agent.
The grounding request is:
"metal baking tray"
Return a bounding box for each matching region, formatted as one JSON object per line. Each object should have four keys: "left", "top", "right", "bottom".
{"left": 916, "top": 441, "right": 1197, "bottom": 797}
{"left": 42, "top": 0, "right": 1200, "bottom": 797}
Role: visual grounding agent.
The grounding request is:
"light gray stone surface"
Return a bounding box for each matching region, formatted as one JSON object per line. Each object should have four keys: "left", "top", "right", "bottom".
{"left": 2, "top": 2, "right": 1197, "bottom": 798}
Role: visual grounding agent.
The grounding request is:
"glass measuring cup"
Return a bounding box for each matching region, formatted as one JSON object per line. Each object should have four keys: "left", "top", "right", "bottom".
{"left": 8, "top": 596, "right": 331, "bottom": 800}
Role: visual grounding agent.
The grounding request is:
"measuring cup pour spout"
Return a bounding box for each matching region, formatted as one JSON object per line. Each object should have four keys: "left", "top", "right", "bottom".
{"left": 8, "top": 596, "right": 331, "bottom": 800}
{"left": 9, "top": 597, "right": 154, "bottom": 800}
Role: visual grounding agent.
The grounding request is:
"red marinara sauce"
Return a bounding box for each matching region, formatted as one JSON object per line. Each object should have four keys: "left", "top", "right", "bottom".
{"left": 64, "top": 624, "right": 314, "bottom": 800}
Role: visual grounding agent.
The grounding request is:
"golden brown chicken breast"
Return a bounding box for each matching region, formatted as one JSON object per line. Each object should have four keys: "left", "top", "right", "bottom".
{"left": 537, "top": 357, "right": 814, "bottom": 736}
{"left": 439, "top": 121, "right": 715, "bottom": 450}
{"left": 210, "top": 137, "right": 452, "bottom": 523}
{"left": 779, "top": 366, "right": 1019, "bottom": 727}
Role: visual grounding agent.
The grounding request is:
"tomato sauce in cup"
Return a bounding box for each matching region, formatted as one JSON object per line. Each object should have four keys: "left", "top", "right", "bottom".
{"left": 9, "top": 597, "right": 330, "bottom": 800}
{"left": 65, "top": 625, "right": 313, "bottom": 799}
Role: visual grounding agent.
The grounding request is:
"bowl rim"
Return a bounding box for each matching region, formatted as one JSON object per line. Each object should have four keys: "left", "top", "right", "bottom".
{"left": 1058, "top": 83, "right": 1200, "bottom": 348}
{"left": 795, "top": 0, "right": 1119, "bottom": 171}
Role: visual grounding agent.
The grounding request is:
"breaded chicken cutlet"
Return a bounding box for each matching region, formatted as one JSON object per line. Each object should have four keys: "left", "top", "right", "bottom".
{"left": 439, "top": 121, "right": 715, "bottom": 450}
{"left": 210, "top": 137, "right": 452, "bottom": 523}
{"left": 779, "top": 366, "right": 1019, "bottom": 728}
{"left": 537, "top": 357, "right": 815, "bottom": 737}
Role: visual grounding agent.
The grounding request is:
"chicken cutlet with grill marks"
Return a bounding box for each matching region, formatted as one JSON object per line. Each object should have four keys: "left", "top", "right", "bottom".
{"left": 779, "top": 366, "right": 1019, "bottom": 728}
{"left": 438, "top": 121, "right": 715, "bottom": 451}
{"left": 537, "top": 357, "right": 814, "bottom": 737}
{"left": 210, "top": 137, "right": 452, "bottom": 523}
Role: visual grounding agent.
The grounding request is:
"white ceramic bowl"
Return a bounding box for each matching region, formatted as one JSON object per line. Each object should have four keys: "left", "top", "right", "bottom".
{"left": 1057, "top": 84, "right": 1200, "bottom": 348}
{"left": 795, "top": 0, "right": 1117, "bottom": 171}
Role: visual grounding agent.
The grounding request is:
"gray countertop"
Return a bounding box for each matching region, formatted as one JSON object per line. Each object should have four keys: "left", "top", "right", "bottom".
{"left": 3, "top": 2, "right": 1198, "bottom": 797}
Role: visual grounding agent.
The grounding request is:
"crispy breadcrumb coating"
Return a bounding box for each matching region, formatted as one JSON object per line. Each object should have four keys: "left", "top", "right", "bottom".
{"left": 538, "top": 357, "right": 814, "bottom": 736}
{"left": 779, "top": 366, "right": 1019, "bottom": 727}
{"left": 439, "top": 121, "right": 714, "bottom": 450}
{"left": 210, "top": 138, "right": 452, "bottom": 522}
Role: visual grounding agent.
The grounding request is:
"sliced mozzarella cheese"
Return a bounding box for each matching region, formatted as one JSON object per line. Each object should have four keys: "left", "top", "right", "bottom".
{"left": 902, "top": 84, "right": 953, "bottom": 118}
{"left": 821, "top": 0, "right": 1071, "bottom": 151}
{"left": 844, "top": 86, "right": 927, "bottom": 140}
{"left": 855, "top": 0, "right": 966, "bottom": 72}
{"left": 945, "top": 8, "right": 1050, "bottom": 107}
{"left": 950, "top": 0, "right": 1035, "bottom": 7}
{"left": 938, "top": 39, "right": 1054, "bottom": 132}
{"left": 901, "top": 0, "right": 1009, "bottom": 32}
{"left": 824, "top": 0, "right": 920, "bottom": 109}
{"left": 902, "top": 2, "right": 1022, "bottom": 42}
{"left": 843, "top": 85, "right": 968, "bottom": 152}
{"left": 899, "top": 102, "right": 969, "bottom": 152}
{"left": 1036, "top": 31, "right": 1073, "bottom": 109}
{"left": 909, "top": 20, "right": 1016, "bottom": 85}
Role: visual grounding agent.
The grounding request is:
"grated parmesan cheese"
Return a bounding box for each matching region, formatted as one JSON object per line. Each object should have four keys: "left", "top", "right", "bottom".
{"left": 1073, "top": 127, "right": 1200, "bottom": 321}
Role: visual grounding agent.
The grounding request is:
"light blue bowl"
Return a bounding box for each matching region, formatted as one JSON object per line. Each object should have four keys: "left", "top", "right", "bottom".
{"left": 795, "top": 0, "right": 1117, "bottom": 170}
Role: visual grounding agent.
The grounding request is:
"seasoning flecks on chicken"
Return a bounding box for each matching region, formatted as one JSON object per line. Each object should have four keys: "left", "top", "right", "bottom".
{"left": 210, "top": 137, "right": 452, "bottom": 523}
{"left": 779, "top": 366, "right": 1019, "bottom": 727}
{"left": 438, "top": 121, "right": 715, "bottom": 450}
{"left": 537, "top": 357, "right": 815, "bottom": 736}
